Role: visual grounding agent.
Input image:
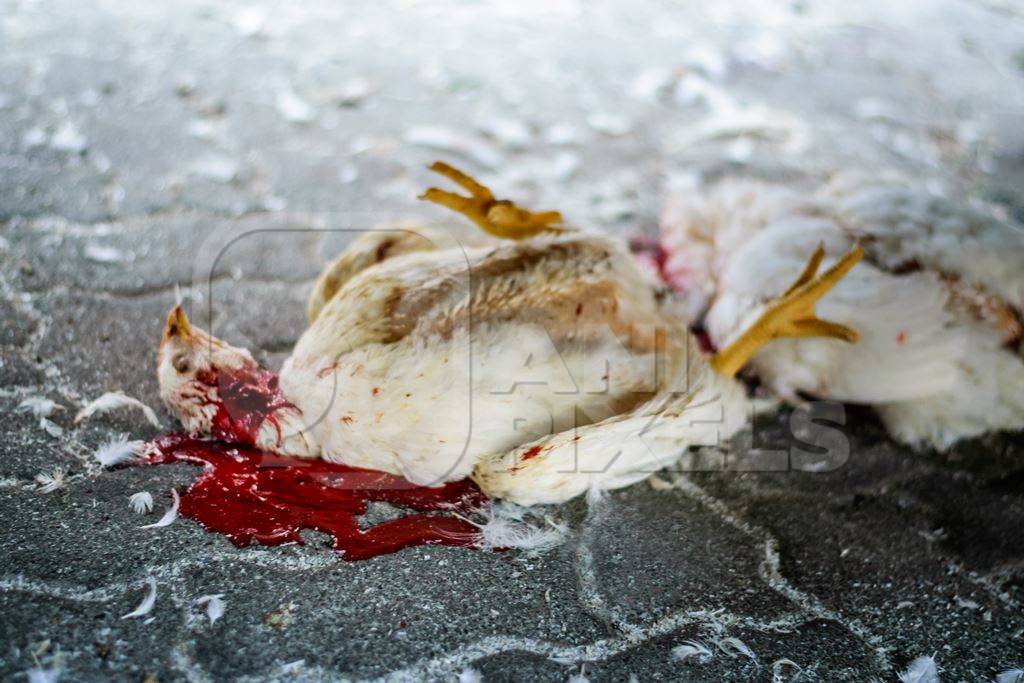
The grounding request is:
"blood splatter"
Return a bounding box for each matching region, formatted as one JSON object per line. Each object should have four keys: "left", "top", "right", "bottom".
{"left": 520, "top": 445, "right": 543, "bottom": 461}
{"left": 144, "top": 434, "right": 487, "bottom": 561}
{"left": 628, "top": 236, "right": 671, "bottom": 286}
{"left": 629, "top": 236, "right": 717, "bottom": 354}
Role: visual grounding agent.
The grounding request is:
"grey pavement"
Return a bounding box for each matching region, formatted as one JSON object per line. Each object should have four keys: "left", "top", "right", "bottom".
{"left": 1, "top": 0, "right": 1023, "bottom": 680}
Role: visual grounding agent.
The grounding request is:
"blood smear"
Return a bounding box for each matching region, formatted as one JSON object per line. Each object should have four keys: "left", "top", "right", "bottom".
{"left": 144, "top": 433, "right": 487, "bottom": 561}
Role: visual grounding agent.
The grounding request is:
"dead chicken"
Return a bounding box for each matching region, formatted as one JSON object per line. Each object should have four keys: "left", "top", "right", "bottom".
{"left": 659, "top": 174, "right": 1024, "bottom": 450}
{"left": 158, "top": 163, "right": 861, "bottom": 505}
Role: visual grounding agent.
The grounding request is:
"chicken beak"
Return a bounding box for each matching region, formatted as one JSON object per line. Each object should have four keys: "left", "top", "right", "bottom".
{"left": 162, "top": 304, "right": 193, "bottom": 344}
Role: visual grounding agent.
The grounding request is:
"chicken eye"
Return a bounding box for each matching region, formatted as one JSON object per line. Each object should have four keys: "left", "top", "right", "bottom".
{"left": 172, "top": 352, "right": 191, "bottom": 374}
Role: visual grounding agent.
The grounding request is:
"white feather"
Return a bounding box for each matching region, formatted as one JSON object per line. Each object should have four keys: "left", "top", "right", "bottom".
{"left": 715, "top": 636, "right": 757, "bottom": 661}
{"left": 128, "top": 491, "right": 154, "bottom": 514}
{"left": 121, "top": 577, "right": 157, "bottom": 619}
{"left": 75, "top": 391, "right": 161, "bottom": 428}
{"left": 34, "top": 468, "right": 67, "bottom": 494}
{"left": 585, "top": 485, "right": 609, "bottom": 510}
{"left": 997, "top": 669, "right": 1024, "bottom": 683}
{"left": 473, "top": 502, "right": 567, "bottom": 555}
{"left": 456, "top": 668, "right": 482, "bottom": 683}
{"left": 26, "top": 666, "right": 61, "bottom": 683}
{"left": 40, "top": 419, "right": 64, "bottom": 438}
{"left": 898, "top": 655, "right": 942, "bottom": 683}
{"left": 139, "top": 490, "right": 179, "bottom": 529}
{"left": 93, "top": 435, "right": 146, "bottom": 467}
{"left": 672, "top": 639, "right": 713, "bottom": 664}
{"left": 195, "top": 594, "right": 225, "bottom": 625}
{"left": 771, "top": 658, "right": 802, "bottom": 682}
{"left": 277, "top": 660, "right": 305, "bottom": 675}
{"left": 18, "top": 397, "right": 63, "bottom": 418}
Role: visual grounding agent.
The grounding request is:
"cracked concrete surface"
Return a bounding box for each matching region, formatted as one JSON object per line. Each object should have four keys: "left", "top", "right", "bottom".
{"left": 2, "top": 0, "right": 1023, "bottom": 680}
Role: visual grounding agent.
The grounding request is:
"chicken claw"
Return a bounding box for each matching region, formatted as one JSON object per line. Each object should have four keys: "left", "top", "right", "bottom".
{"left": 710, "top": 243, "right": 864, "bottom": 377}
{"left": 419, "top": 161, "right": 566, "bottom": 240}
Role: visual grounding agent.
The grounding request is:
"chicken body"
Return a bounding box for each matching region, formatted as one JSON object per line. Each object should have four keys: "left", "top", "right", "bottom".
{"left": 281, "top": 228, "right": 749, "bottom": 504}
{"left": 660, "top": 176, "right": 1024, "bottom": 449}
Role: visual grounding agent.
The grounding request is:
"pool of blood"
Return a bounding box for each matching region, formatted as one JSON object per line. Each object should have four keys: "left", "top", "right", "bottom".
{"left": 145, "top": 433, "right": 488, "bottom": 561}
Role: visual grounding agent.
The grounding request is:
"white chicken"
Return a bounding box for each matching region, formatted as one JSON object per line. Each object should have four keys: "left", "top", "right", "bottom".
{"left": 659, "top": 174, "right": 1024, "bottom": 450}
{"left": 157, "top": 163, "right": 862, "bottom": 505}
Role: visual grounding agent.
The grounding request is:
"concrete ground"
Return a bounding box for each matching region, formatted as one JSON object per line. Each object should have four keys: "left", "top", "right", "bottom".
{"left": 1, "top": 0, "right": 1023, "bottom": 680}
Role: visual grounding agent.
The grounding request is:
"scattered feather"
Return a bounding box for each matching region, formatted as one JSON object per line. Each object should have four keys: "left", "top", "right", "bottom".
{"left": 26, "top": 665, "right": 62, "bottom": 683}
{"left": 21, "top": 398, "right": 65, "bottom": 436}
{"left": 338, "top": 163, "right": 359, "bottom": 184}
{"left": 121, "top": 577, "right": 157, "bottom": 619}
{"left": 478, "top": 117, "right": 532, "bottom": 150}
{"left": 953, "top": 595, "right": 979, "bottom": 610}
{"left": 332, "top": 76, "right": 374, "bottom": 107}
{"left": 586, "top": 111, "right": 633, "bottom": 136}
{"left": 49, "top": 121, "right": 87, "bottom": 153}
{"left": 18, "top": 397, "right": 63, "bottom": 419}
{"left": 473, "top": 502, "right": 567, "bottom": 555}
{"left": 716, "top": 637, "right": 757, "bottom": 662}
{"left": 23, "top": 127, "right": 48, "bottom": 149}
{"left": 772, "top": 658, "right": 802, "bottom": 682}
{"left": 672, "top": 639, "right": 713, "bottom": 664}
{"left": 40, "top": 419, "right": 64, "bottom": 438}
{"left": 94, "top": 435, "right": 146, "bottom": 467}
{"left": 189, "top": 154, "right": 239, "bottom": 183}
{"left": 231, "top": 7, "right": 268, "bottom": 36}
{"left": 898, "top": 655, "right": 941, "bottom": 683}
{"left": 276, "top": 88, "right": 315, "bottom": 123}
{"left": 139, "top": 489, "right": 179, "bottom": 529}
{"left": 83, "top": 244, "right": 127, "bottom": 263}
{"left": 997, "top": 669, "right": 1024, "bottom": 683}
{"left": 630, "top": 65, "right": 675, "bottom": 102}
{"left": 75, "top": 391, "right": 160, "bottom": 428}
{"left": 129, "top": 491, "right": 154, "bottom": 514}
{"left": 457, "top": 668, "right": 482, "bottom": 683}
{"left": 35, "top": 468, "right": 67, "bottom": 494}
{"left": 585, "top": 484, "right": 609, "bottom": 510}
{"left": 542, "top": 122, "right": 582, "bottom": 145}
{"left": 195, "top": 594, "right": 225, "bottom": 625}
{"left": 279, "top": 660, "right": 305, "bottom": 675}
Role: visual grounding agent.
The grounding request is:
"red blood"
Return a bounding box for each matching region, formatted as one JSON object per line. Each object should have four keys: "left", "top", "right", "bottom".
{"left": 630, "top": 236, "right": 720, "bottom": 354}
{"left": 194, "top": 365, "right": 296, "bottom": 446}
{"left": 144, "top": 433, "right": 487, "bottom": 561}
{"left": 521, "top": 445, "right": 543, "bottom": 461}
{"left": 693, "top": 328, "right": 717, "bottom": 354}
{"left": 628, "top": 236, "right": 671, "bottom": 286}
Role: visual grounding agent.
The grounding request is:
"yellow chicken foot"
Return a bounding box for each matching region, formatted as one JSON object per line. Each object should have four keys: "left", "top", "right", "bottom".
{"left": 419, "top": 161, "right": 567, "bottom": 240}
{"left": 710, "top": 243, "right": 864, "bottom": 378}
